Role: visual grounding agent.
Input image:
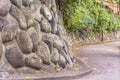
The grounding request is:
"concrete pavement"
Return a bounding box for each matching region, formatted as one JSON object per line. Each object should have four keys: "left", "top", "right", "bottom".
{"left": 75, "top": 41, "right": 120, "bottom": 80}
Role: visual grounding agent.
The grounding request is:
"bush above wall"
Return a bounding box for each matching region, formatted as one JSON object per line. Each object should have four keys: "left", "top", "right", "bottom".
{"left": 61, "top": 0, "right": 120, "bottom": 35}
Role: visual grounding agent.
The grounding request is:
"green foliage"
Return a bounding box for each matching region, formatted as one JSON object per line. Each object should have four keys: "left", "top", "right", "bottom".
{"left": 61, "top": 0, "right": 120, "bottom": 34}
{"left": 55, "top": 67, "right": 61, "bottom": 72}
{"left": 24, "top": 76, "right": 34, "bottom": 80}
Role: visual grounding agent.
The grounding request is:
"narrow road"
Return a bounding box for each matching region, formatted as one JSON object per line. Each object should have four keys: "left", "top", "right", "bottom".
{"left": 75, "top": 41, "right": 120, "bottom": 80}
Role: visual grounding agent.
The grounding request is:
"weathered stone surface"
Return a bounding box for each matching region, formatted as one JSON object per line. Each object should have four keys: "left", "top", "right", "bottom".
{"left": 17, "top": 30, "right": 33, "bottom": 54}
{"left": 42, "top": 0, "right": 52, "bottom": 9}
{"left": 51, "top": 48, "right": 59, "bottom": 65}
{"left": 60, "top": 50, "right": 69, "bottom": 63}
{"left": 27, "top": 27, "right": 38, "bottom": 52}
{"left": 30, "top": 0, "right": 41, "bottom": 22}
{"left": 50, "top": 11, "right": 57, "bottom": 34}
{"left": 0, "top": 17, "right": 7, "bottom": 30}
{"left": 60, "top": 50, "right": 74, "bottom": 68}
{"left": 40, "top": 0, "right": 46, "bottom": 3}
{"left": 32, "top": 21, "right": 42, "bottom": 41}
{"left": 1, "top": 14, "right": 19, "bottom": 43}
{"left": 40, "top": 18, "right": 51, "bottom": 33}
{"left": 67, "top": 56, "right": 74, "bottom": 68}
{"left": 42, "top": 33, "right": 64, "bottom": 52}
{"left": 58, "top": 54, "right": 66, "bottom": 69}
{"left": 0, "top": 0, "right": 11, "bottom": 16}
{"left": 10, "top": 5, "right": 27, "bottom": 30}
{"left": 0, "top": 43, "right": 4, "bottom": 60}
{"left": 41, "top": 4, "right": 52, "bottom": 21}
{"left": 53, "top": 39, "right": 64, "bottom": 51}
{"left": 63, "top": 41, "right": 74, "bottom": 60}
{"left": 0, "top": 32, "right": 2, "bottom": 42}
{"left": 43, "top": 34, "right": 64, "bottom": 51}
{"left": 22, "top": 7, "right": 34, "bottom": 28}
{"left": 0, "top": 21, "right": 3, "bottom": 30}
{"left": 32, "top": 21, "right": 41, "bottom": 31}
{"left": 68, "top": 50, "right": 74, "bottom": 62}
{"left": 51, "top": 0, "right": 56, "bottom": 12}
{"left": 62, "top": 43, "right": 74, "bottom": 67}
{"left": 25, "top": 53, "right": 42, "bottom": 70}
{"left": 5, "top": 42, "right": 25, "bottom": 68}
{"left": 42, "top": 33, "right": 53, "bottom": 53}
{"left": 10, "top": 0, "right": 22, "bottom": 9}
{"left": 23, "top": 0, "right": 30, "bottom": 7}
{"left": 57, "top": 24, "right": 65, "bottom": 39}
{"left": 0, "top": 0, "right": 74, "bottom": 71}
{"left": 37, "top": 41, "right": 50, "bottom": 65}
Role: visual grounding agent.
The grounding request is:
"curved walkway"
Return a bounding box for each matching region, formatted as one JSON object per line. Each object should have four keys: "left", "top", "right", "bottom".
{"left": 75, "top": 41, "right": 120, "bottom": 80}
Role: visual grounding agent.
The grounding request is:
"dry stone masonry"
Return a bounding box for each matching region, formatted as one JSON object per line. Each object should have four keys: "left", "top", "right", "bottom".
{"left": 0, "top": 0, "right": 74, "bottom": 75}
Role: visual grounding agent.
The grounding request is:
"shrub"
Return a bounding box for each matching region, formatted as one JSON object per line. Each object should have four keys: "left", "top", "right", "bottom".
{"left": 61, "top": 0, "right": 120, "bottom": 34}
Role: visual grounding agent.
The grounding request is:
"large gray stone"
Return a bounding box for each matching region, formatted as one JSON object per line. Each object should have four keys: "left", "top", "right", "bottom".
{"left": 67, "top": 55, "right": 74, "bottom": 68}
{"left": 1, "top": 14, "right": 19, "bottom": 43}
{"left": 25, "top": 53, "right": 42, "bottom": 70}
{"left": 10, "top": 5, "right": 27, "bottom": 30}
{"left": 17, "top": 30, "right": 33, "bottom": 54}
{"left": 32, "top": 21, "right": 41, "bottom": 31}
{"left": 0, "top": 0, "right": 11, "bottom": 16}
{"left": 60, "top": 50, "right": 74, "bottom": 68}
{"left": 40, "top": 0, "right": 46, "bottom": 3}
{"left": 63, "top": 42, "right": 73, "bottom": 59}
{"left": 22, "top": 0, "right": 30, "bottom": 7}
{"left": 68, "top": 50, "right": 74, "bottom": 62}
{"left": 42, "top": 33, "right": 64, "bottom": 52}
{"left": 40, "top": 18, "right": 51, "bottom": 33}
{"left": 0, "top": 43, "right": 4, "bottom": 60}
{"left": 0, "top": 33, "right": 2, "bottom": 43}
{"left": 32, "top": 21, "right": 42, "bottom": 41}
{"left": 60, "top": 50, "right": 69, "bottom": 63}
{"left": 41, "top": 0, "right": 52, "bottom": 9}
{"left": 53, "top": 39, "right": 64, "bottom": 51}
{"left": 0, "top": 21, "right": 3, "bottom": 30}
{"left": 43, "top": 34, "right": 64, "bottom": 51}
{"left": 37, "top": 41, "right": 50, "bottom": 65}
{"left": 0, "top": 17, "right": 7, "bottom": 30}
{"left": 30, "top": 0, "right": 41, "bottom": 22}
{"left": 51, "top": 48, "right": 59, "bottom": 65}
{"left": 41, "top": 4, "right": 52, "bottom": 21}
{"left": 58, "top": 54, "right": 66, "bottom": 69}
{"left": 51, "top": 0, "right": 56, "bottom": 12}
{"left": 50, "top": 11, "right": 57, "bottom": 34}
{"left": 57, "top": 24, "right": 65, "bottom": 39}
{"left": 54, "top": 12, "right": 58, "bottom": 24}
{"left": 62, "top": 43, "right": 74, "bottom": 67}
{"left": 27, "top": 27, "right": 39, "bottom": 52}
{"left": 22, "top": 7, "right": 34, "bottom": 28}
{"left": 42, "top": 33, "right": 54, "bottom": 54}
{"left": 5, "top": 41, "right": 25, "bottom": 68}
{"left": 10, "top": 0, "right": 22, "bottom": 9}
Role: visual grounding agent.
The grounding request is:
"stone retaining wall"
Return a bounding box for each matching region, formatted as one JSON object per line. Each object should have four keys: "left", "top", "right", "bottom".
{"left": 0, "top": 0, "right": 74, "bottom": 75}
{"left": 68, "top": 31, "right": 120, "bottom": 47}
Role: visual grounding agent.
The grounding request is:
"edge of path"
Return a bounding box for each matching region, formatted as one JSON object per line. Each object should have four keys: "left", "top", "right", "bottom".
{"left": 1, "top": 58, "right": 93, "bottom": 80}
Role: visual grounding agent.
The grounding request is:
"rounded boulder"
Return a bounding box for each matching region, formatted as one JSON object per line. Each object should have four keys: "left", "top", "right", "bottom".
{"left": 40, "top": 18, "right": 51, "bottom": 33}
{"left": 37, "top": 41, "right": 51, "bottom": 65}
{"left": 1, "top": 14, "right": 19, "bottom": 43}
{"left": 0, "top": 0, "right": 11, "bottom": 16}
{"left": 17, "top": 30, "right": 33, "bottom": 54}
{"left": 25, "top": 53, "right": 42, "bottom": 70}
{"left": 5, "top": 42, "right": 25, "bottom": 68}
{"left": 27, "top": 27, "right": 39, "bottom": 52}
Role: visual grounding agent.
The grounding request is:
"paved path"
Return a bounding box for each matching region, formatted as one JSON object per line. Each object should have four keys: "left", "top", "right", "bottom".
{"left": 75, "top": 41, "right": 120, "bottom": 80}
